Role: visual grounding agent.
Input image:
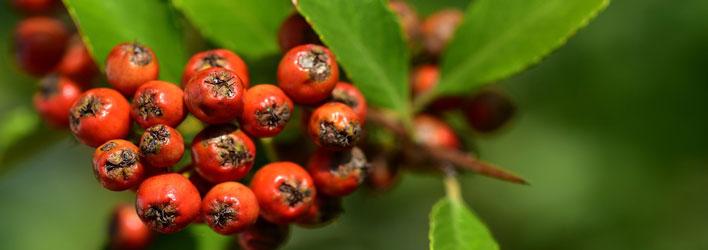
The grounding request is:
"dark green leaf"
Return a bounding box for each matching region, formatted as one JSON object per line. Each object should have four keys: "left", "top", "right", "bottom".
{"left": 435, "top": 0, "right": 610, "bottom": 95}
{"left": 171, "top": 0, "right": 292, "bottom": 59}
{"left": 429, "top": 197, "right": 499, "bottom": 250}
{"left": 298, "top": 0, "right": 411, "bottom": 116}
{"left": 63, "top": 0, "right": 189, "bottom": 83}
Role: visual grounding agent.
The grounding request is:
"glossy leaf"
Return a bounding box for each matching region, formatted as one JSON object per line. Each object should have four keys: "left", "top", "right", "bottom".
{"left": 429, "top": 197, "right": 499, "bottom": 250}
{"left": 63, "top": 0, "right": 188, "bottom": 83}
{"left": 298, "top": 0, "right": 411, "bottom": 116}
{"left": 408, "top": 0, "right": 471, "bottom": 16}
{"left": 172, "top": 0, "right": 292, "bottom": 59}
{"left": 434, "top": 0, "right": 610, "bottom": 96}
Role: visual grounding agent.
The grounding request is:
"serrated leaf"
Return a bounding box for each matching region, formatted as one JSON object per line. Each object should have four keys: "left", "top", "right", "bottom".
{"left": 298, "top": 0, "right": 411, "bottom": 116}
{"left": 429, "top": 198, "right": 499, "bottom": 250}
{"left": 63, "top": 0, "right": 188, "bottom": 83}
{"left": 171, "top": 0, "right": 291, "bottom": 59}
{"left": 435, "top": 0, "right": 610, "bottom": 96}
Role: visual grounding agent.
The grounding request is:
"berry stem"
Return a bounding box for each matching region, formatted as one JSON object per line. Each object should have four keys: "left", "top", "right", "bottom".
{"left": 260, "top": 137, "right": 279, "bottom": 162}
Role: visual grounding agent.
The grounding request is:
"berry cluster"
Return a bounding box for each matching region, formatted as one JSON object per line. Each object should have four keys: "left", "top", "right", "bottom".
{"left": 16, "top": 1, "right": 518, "bottom": 249}
{"left": 77, "top": 42, "right": 365, "bottom": 249}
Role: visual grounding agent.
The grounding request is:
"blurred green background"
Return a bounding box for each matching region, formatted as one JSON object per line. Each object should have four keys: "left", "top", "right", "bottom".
{"left": 2, "top": 0, "right": 708, "bottom": 249}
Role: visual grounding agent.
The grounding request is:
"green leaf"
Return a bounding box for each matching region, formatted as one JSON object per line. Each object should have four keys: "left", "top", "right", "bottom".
{"left": 429, "top": 197, "right": 499, "bottom": 250}
{"left": 407, "top": 0, "right": 471, "bottom": 17}
{"left": 63, "top": 0, "right": 189, "bottom": 83}
{"left": 434, "top": 0, "right": 610, "bottom": 96}
{"left": 172, "top": 0, "right": 292, "bottom": 59}
{"left": 298, "top": 0, "right": 411, "bottom": 116}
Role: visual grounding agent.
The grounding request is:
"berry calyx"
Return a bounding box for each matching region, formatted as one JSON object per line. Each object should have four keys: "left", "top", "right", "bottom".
{"left": 277, "top": 44, "right": 339, "bottom": 105}
{"left": 201, "top": 182, "right": 259, "bottom": 235}
{"left": 93, "top": 140, "right": 145, "bottom": 191}
{"left": 308, "top": 102, "right": 363, "bottom": 151}
{"left": 131, "top": 80, "right": 186, "bottom": 129}
{"left": 240, "top": 84, "right": 294, "bottom": 138}
{"left": 307, "top": 147, "right": 368, "bottom": 197}
{"left": 105, "top": 42, "right": 159, "bottom": 96}
{"left": 69, "top": 88, "right": 131, "bottom": 147}
{"left": 182, "top": 49, "right": 250, "bottom": 87}
{"left": 191, "top": 124, "right": 256, "bottom": 183}
{"left": 250, "top": 162, "right": 316, "bottom": 224}
{"left": 139, "top": 124, "right": 184, "bottom": 168}
{"left": 135, "top": 173, "right": 201, "bottom": 234}
{"left": 33, "top": 74, "right": 82, "bottom": 128}
{"left": 184, "top": 68, "right": 246, "bottom": 124}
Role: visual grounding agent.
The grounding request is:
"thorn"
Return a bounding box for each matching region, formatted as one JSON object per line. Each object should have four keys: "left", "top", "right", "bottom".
{"left": 425, "top": 146, "right": 529, "bottom": 185}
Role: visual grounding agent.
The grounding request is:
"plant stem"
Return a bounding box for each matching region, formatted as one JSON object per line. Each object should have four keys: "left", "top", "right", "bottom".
{"left": 412, "top": 90, "right": 437, "bottom": 113}
{"left": 260, "top": 138, "right": 279, "bottom": 162}
{"left": 443, "top": 167, "right": 463, "bottom": 203}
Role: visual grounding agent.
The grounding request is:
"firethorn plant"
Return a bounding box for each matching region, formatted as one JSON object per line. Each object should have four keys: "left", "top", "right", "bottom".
{"left": 17, "top": 0, "right": 608, "bottom": 248}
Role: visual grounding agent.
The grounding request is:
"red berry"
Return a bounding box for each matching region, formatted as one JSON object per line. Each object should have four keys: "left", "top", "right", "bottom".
{"left": 69, "top": 88, "right": 131, "bottom": 147}
{"left": 330, "top": 82, "right": 367, "bottom": 121}
{"left": 250, "top": 162, "right": 316, "bottom": 224}
{"left": 421, "top": 9, "right": 463, "bottom": 56}
{"left": 464, "top": 89, "right": 516, "bottom": 133}
{"left": 182, "top": 49, "right": 250, "bottom": 87}
{"left": 135, "top": 173, "right": 201, "bottom": 234}
{"left": 57, "top": 36, "right": 98, "bottom": 85}
{"left": 308, "top": 102, "right": 363, "bottom": 151}
{"left": 277, "top": 44, "right": 339, "bottom": 105}
{"left": 413, "top": 115, "right": 460, "bottom": 149}
{"left": 93, "top": 140, "right": 145, "bottom": 191}
{"left": 105, "top": 42, "right": 159, "bottom": 96}
{"left": 411, "top": 64, "right": 438, "bottom": 97}
{"left": 236, "top": 218, "right": 290, "bottom": 250}
{"left": 240, "top": 84, "right": 294, "bottom": 138}
{"left": 307, "top": 147, "right": 368, "bottom": 197}
{"left": 184, "top": 68, "right": 246, "bottom": 124}
{"left": 277, "top": 13, "right": 322, "bottom": 53}
{"left": 139, "top": 125, "right": 184, "bottom": 168}
{"left": 296, "top": 195, "right": 343, "bottom": 228}
{"left": 201, "top": 182, "right": 259, "bottom": 235}
{"left": 366, "top": 154, "right": 400, "bottom": 192}
{"left": 108, "top": 203, "right": 152, "bottom": 250}
{"left": 33, "top": 74, "right": 81, "bottom": 128}
{"left": 389, "top": 0, "right": 421, "bottom": 42}
{"left": 131, "top": 80, "right": 186, "bottom": 129}
{"left": 13, "top": 17, "right": 68, "bottom": 76}
{"left": 191, "top": 124, "right": 256, "bottom": 183}
{"left": 11, "top": 0, "right": 59, "bottom": 14}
